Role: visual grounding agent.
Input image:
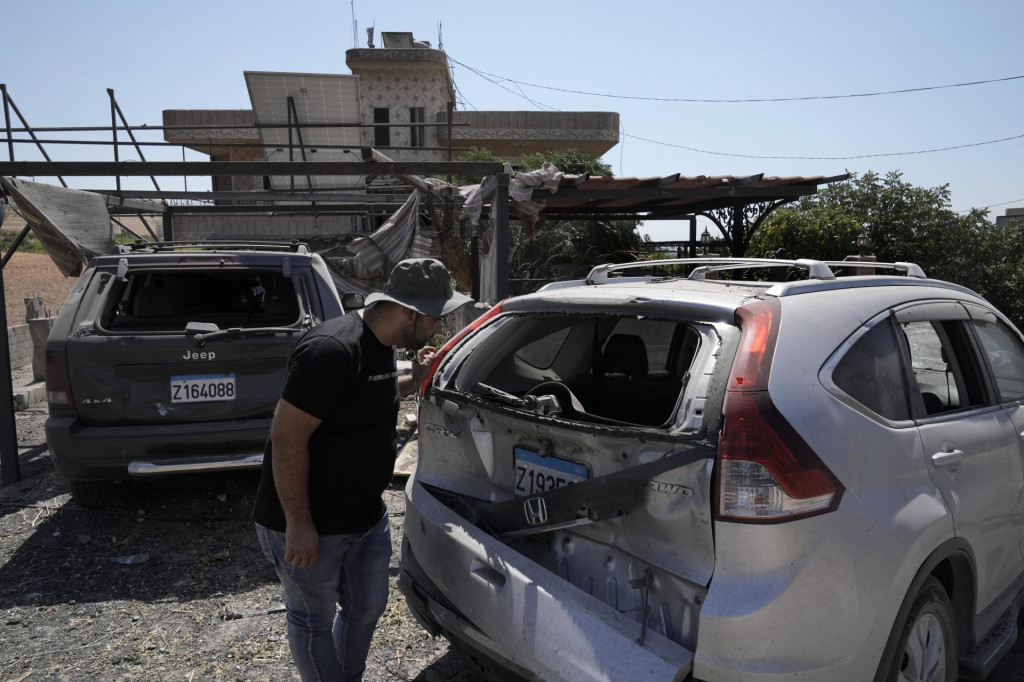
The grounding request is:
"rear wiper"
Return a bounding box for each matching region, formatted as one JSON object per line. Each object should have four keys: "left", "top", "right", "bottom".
{"left": 188, "top": 323, "right": 302, "bottom": 347}
{"left": 474, "top": 383, "right": 561, "bottom": 416}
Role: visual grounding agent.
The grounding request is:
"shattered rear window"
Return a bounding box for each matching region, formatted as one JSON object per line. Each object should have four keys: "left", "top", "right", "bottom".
{"left": 452, "top": 314, "right": 700, "bottom": 427}
{"left": 102, "top": 269, "right": 299, "bottom": 332}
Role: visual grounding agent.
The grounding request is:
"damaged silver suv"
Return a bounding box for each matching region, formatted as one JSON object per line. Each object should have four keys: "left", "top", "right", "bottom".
{"left": 45, "top": 241, "right": 358, "bottom": 508}
{"left": 399, "top": 257, "right": 1024, "bottom": 681}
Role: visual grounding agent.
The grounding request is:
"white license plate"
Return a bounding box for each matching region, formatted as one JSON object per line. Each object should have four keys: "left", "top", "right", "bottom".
{"left": 514, "top": 447, "right": 589, "bottom": 497}
{"left": 170, "top": 373, "right": 236, "bottom": 403}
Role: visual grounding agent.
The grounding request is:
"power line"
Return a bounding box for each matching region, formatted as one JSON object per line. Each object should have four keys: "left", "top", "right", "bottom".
{"left": 957, "top": 197, "right": 1024, "bottom": 214}
{"left": 453, "top": 53, "right": 1024, "bottom": 161}
{"left": 455, "top": 60, "right": 559, "bottom": 112}
{"left": 624, "top": 131, "right": 1024, "bottom": 160}
{"left": 448, "top": 58, "right": 1024, "bottom": 103}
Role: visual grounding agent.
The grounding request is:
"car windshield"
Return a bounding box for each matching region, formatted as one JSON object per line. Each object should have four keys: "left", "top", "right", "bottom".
{"left": 102, "top": 269, "right": 300, "bottom": 332}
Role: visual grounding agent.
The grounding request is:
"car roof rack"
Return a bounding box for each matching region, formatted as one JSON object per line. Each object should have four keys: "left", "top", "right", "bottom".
{"left": 114, "top": 240, "right": 310, "bottom": 254}
{"left": 584, "top": 257, "right": 926, "bottom": 285}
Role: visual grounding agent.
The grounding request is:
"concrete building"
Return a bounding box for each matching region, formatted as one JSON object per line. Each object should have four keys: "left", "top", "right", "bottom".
{"left": 162, "top": 31, "right": 618, "bottom": 221}
{"left": 996, "top": 208, "right": 1024, "bottom": 226}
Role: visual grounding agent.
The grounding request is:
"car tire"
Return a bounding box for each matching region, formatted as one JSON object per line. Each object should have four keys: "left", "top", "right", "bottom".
{"left": 68, "top": 479, "right": 121, "bottom": 509}
{"left": 884, "top": 576, "right": 957, "bottom": 682}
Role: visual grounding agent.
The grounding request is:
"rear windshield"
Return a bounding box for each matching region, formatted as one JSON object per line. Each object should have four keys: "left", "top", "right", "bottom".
{"left": 449, "top": 314, "right": 701, "bottom": 427}
{"left": 101, "top": 269, "right": 299, "bottom": 331}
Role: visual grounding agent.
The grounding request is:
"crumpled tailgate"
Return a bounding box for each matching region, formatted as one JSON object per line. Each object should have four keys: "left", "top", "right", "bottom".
{"left": 404, "top": 478, "right": 694, "bottom": 682}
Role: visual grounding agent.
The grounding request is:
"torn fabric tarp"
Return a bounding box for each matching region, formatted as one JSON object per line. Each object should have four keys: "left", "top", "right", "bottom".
{"left": 1, "top": 177, "right": 114, "bottom": 277}
{"left": 333, "top": 192, "right": 424, "bottom": 280}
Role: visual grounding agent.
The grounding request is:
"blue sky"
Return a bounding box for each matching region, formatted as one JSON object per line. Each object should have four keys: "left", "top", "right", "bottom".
{"left": 3, "top": 0, "right": 1023, "bottom": 241}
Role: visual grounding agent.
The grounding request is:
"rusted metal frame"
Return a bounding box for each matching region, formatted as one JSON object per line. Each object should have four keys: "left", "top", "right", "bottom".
{"left": 5, "top": 121, "right": 470, "bottom": 133}
{"left": 286, "top": 96, "right": 314, "bottom": 192}
{"left": 2, "top": 84, "right": 12, "bottom": 163}
{"left": 537, "top": 185, "right": 820, "bottom": 202}
{"left": 110, "top": 215, "right": 147, "bottom": 242}
{"left": 494, "top": 173, "right": 510, "bottom": 300}
{"left": 0, "top": 173, "right": 21, "bottom": 483}
{"left": 0, "top": 84, "right": 67, "bottom": 187}
{"left": 134, "top": 212, "right": 159, "bottom": 241}
{"left": 108, "top": 89, "right": 120, "bottom": 191}
{"left": 107, "top": 89, "right": 160, "bottom": 191}
{"left": 0, "top": 259, "right": 19, "bottom": 485}
{"left": 0, "top": 161, "right": 505, "bottom": 176}
{"left": 96, "top": 189, "right": 416, "bottom": 203}
{"left": 166, "top": 204, "right": 407, "bottom": 215}
{"left": 0, "top": 138, "right": 463, "bottom": 153}
{"left": 0, "top": 224, "right": 33, "bottom": 269}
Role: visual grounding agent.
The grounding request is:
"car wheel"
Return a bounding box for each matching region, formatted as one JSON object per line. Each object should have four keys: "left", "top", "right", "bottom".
{"left": 68, "top": 479, "right": 121, "bottom": 508}
{"left": 886, "top": 576, "right": 957, "bottom": 682}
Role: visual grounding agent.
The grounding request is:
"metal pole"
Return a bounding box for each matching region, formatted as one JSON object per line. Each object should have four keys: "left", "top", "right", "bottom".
{"left": 1, "top": 86, "right": 67, "bottom": 187}
{"left": 1, "top": 84, "right": 13, "bottom": 163}
{"left": 108, "top": 89, "right": 120, "bottom": 192}
{"left": 495, "top": 173, "right": 510, "bottom": 300}
{"left": 446, "top": 99, "right": 453, "bottom": 184}
{"left": 287, "top": 97, "right": 295, "bottom": 193}
{"left": 0, "top": 263, "right": 21, "bottom": 485}
{"left": 0, "top": 224, "right": 32, "bottom": 269}
{"left": 287, "top": 96, "right": 314, "bottom": 191}
{"left": 110, "top": 92, "right": 160, "bottom": 191}
{"left": 688, "top": 216, "right": 697, "bottom": 258}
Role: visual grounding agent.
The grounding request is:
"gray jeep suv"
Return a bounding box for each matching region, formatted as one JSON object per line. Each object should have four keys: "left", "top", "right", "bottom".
{"left": 399, "top": 257, "right": 1024, "bottom": 681}
{"left": 45, "top": 241, "right": 355, "bottom": 508}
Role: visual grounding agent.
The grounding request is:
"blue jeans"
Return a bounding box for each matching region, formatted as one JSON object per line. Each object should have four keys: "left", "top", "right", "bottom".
{"left": 256, "top": 512, "right": 392, "bottom": 682}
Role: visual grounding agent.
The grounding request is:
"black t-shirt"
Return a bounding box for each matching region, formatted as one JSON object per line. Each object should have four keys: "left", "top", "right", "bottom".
{"left": 252, "top": 312, "right": 399, "bottom": 534}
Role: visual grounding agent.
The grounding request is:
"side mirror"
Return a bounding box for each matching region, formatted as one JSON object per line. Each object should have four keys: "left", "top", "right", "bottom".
{"left": 341, "top": 292, "right": 365, "bottom": 311}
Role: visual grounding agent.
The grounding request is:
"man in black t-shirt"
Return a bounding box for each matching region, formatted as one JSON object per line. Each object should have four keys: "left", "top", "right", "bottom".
{"left": 253, "top": 258, "right": 472, "bottom": 682}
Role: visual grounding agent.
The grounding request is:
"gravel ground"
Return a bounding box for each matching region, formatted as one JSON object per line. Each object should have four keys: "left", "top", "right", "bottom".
{"left": 0, "top": 400, "right": 489, "bottom": 682}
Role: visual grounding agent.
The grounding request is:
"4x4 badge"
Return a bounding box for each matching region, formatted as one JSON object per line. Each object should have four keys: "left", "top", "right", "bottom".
{"left": 523, "top": 497, "right": 548, "bottom": 525}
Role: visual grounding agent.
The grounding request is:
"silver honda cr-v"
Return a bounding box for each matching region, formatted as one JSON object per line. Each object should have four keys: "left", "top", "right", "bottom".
{"left": 399, "top": 257, "right": 1024, "bottom": 682}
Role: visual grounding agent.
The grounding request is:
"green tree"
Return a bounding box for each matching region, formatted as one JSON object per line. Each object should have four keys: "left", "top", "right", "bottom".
{"left": 750, "top": 171, "right": 1024, "bottom": 327}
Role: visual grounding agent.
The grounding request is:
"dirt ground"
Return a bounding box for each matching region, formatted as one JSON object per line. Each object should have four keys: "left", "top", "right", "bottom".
{"left": 0, "top": 399, "right": 490, "bottom": 682}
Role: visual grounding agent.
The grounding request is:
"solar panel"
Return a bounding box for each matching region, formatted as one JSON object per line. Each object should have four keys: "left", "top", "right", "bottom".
{"left": 244, "top": 71, "right": 363, "bottom": 191}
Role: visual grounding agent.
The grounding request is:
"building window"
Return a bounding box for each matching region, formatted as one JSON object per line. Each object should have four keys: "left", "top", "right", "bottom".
{"left": 410, "top": 107, "right": 425, "bottom": 147}
{"left": 374, "top": 108, "right": 390, "bottom": 147}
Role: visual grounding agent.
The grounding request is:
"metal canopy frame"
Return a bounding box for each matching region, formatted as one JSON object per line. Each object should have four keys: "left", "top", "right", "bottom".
{"left": 0, "top": 81, "right": 846, "bottom": 486}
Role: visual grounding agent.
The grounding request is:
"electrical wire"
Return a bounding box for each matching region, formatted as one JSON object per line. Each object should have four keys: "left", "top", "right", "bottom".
{"left": 452, "top": 53, "right": 1024, "bottom": 162}
{"left": 957, "top": 197, "right": 1024, "bottom": 214}
{"left": 455, "top": 59, "right": 559, "bottom": 112}
{"left": 624, "top": 131, "right": 1024, "bottom": 160}
{"left": 448, "top": 58, "right": 1024, "bottom": 104}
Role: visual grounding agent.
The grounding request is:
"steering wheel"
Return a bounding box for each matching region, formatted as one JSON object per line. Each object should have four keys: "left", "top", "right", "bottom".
{"left": 524, "top": 382, "right": 586, "bottom": 417}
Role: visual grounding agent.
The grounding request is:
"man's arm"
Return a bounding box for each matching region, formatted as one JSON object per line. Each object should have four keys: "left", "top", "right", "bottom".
{"left": 270, "top": 398, "right": 323, "bottom": 569}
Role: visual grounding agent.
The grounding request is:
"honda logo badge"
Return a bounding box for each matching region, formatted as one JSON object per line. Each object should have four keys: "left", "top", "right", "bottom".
{"left": 524, "top": 497, "right": 548, "bottom": 525}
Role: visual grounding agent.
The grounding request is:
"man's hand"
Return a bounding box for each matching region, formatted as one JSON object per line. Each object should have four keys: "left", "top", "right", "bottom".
{"left": 411, "top": 345, "right": 437, "bottom": 384}
{"left": 284, "top": 521, "right": 320, "bottom": 569}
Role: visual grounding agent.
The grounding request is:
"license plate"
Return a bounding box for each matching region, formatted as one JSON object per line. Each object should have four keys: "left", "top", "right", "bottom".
{"left": 170, "top": 373, "right": 236, "bottom": 403}
{"left": 514, "top": 447, "right": 588, "bottom": 497}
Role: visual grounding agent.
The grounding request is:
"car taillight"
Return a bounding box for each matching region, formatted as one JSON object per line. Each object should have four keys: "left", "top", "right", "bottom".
{"left": 420, "top": 301, "right": 505, "bottom": 398}
{"left": 45, "top": 349, "right": 74, "bottom": 409}
{"left": 716, "top": 299, "right": 843, "bottom": 522}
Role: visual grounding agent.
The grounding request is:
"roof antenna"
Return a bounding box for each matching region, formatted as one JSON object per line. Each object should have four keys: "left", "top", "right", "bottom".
{"left": 350, "top": 0, "right": 357, "bottom": 49}
{"left": 438, "top": 21, "right": 443, "bottom": 50}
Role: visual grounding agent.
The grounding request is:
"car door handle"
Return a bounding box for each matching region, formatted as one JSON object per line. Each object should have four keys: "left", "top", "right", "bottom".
{"left": 931, "top": 450, "right": 965, "bottom": 467}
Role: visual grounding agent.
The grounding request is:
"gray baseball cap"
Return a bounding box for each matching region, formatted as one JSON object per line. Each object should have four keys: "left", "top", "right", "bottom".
{"left": 364, "top": 258, "right": 474, "bottom": 317}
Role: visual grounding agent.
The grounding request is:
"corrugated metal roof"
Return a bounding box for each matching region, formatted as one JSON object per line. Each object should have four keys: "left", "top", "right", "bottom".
{"left": 522, "top": 172, "right": 848, "bottom": 220}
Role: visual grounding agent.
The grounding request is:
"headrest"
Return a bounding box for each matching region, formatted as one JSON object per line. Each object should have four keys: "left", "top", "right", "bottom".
{"left": 263, "top": 293, "right": 298, "bottom": 317}
{"left": 133, "top": 288, "right": 179, "bottom": 317}
{"left": 603, "top": 334, "right": 648, "bottom": 377}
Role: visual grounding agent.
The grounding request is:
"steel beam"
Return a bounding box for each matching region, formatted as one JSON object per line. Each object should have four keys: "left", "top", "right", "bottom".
{"left": 0, "top": 161, "right": 504, "bottom": 177}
